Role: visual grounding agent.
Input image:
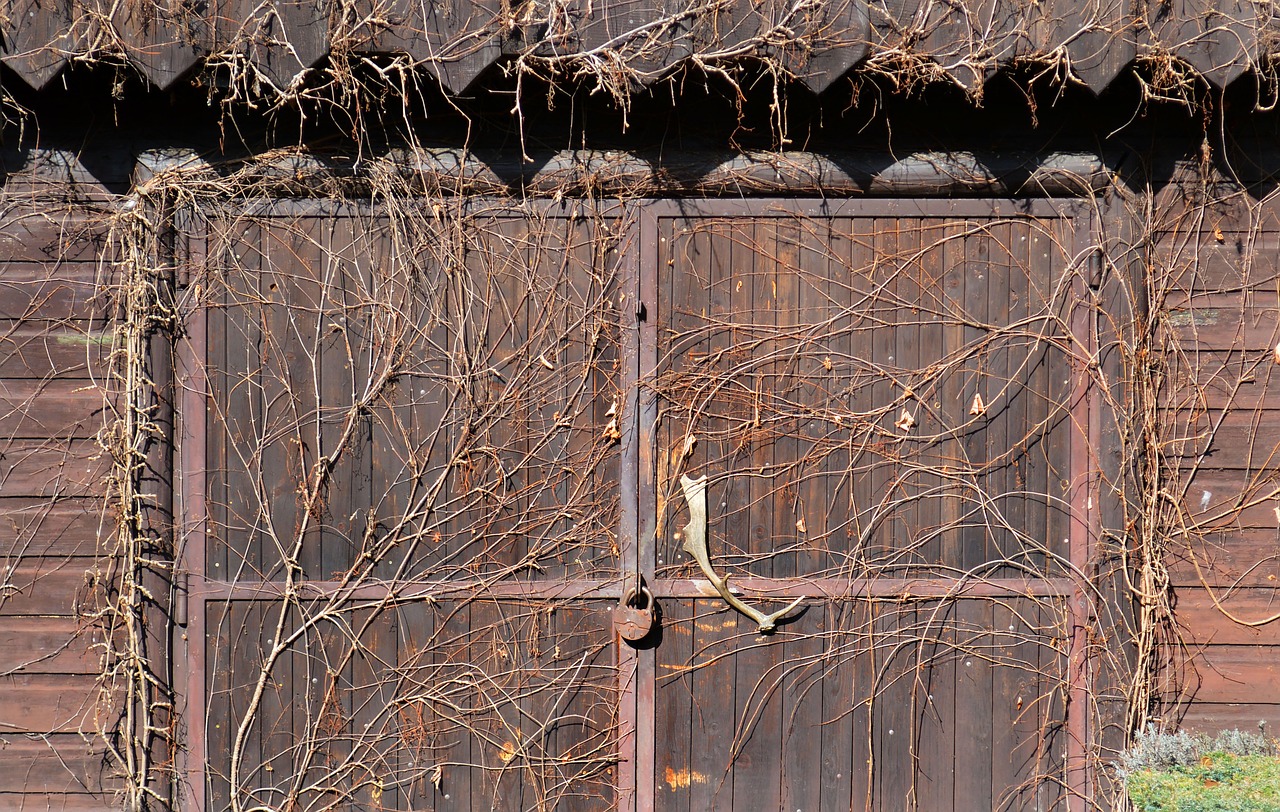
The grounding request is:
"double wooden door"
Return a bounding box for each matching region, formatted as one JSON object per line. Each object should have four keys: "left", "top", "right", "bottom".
{"left": 174, "top": 198, "right": 1102, "bottom": 812}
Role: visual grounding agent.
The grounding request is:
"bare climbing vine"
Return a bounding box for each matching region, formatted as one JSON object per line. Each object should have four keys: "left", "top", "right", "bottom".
{"left": 0, "top": 5, "right": 1272, "bottom": 809}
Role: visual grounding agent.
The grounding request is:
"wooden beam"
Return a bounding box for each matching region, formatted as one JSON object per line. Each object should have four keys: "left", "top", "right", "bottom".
{"left": 147, "top": 147, "right": 1116, "bottom": 197}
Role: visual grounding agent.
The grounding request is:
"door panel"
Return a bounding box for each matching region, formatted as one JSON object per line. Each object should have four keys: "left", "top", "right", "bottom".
{"left": 651, "top": 210, "right": 1076, "bottom": 581}
{"left": 203, "top": 207, "right": 623, "bottom": 583}
{"left": 182, "top": 198, "right": 1096, "bottom": 812}
{"left": 204, "top": 598, "right": 618, "bottom": 811}
{"left": 644, "top": 201, "right": 1085, "bottom": 811}
{"left": 185, "top": 201, "right": 627, "bottom": 812}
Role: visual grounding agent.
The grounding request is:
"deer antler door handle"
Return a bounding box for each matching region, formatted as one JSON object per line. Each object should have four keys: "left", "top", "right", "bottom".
{"left": 678, "top": 474, "right": 804, "bottom": 634}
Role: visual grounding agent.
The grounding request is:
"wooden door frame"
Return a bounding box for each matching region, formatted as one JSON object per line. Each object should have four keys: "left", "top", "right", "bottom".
{"left": 171, "top": 198, "right": 642, "bottom": 812}
{"left": 170, "top": 196, "right": 1106, "bottom": 812}
{"left": 628, "top": 197, "right": 1102, "bottom": 812}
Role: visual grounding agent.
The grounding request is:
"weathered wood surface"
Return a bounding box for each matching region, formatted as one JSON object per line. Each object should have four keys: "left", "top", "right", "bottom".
{"left": 0, "top": 0, "right": 1275, "bottom": 94}
{"left": 1158, "top": 192, "right": 1280, "bottom": 734}
{"left": 134, "top": 147, "right": 1113, "bottom": 199}
{"left": 0, "top": 793, "right": 121, "bottom": 812}
{"left": 203, "top": 209, "right": 622, "bottom": 582}
{"left": 205, "top": 599, "right": 617, "bottom": 812}
{"left": 653, "top": 208, "right": 1076, "bottom": 580}
{"left": 0, "top": 193, "right": 116, "bottom": 811}
{"left": 0, "top": 676, "right": 103, "bottom": 731}
{"left": 189, "top": 202, "right": 1097, "bottom": 809}
{"left": 650, "top": 598, "right": 1066, "bottom": 811}
{"left": 644, "top": 203, "right": 1087, "bottom": 808}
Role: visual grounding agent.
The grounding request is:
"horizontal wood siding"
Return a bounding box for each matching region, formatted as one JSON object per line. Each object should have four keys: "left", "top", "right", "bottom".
{"left": 0, "top": 202, "right": 115, "bottom": 807}
{"left": 1156, "top": 202, "right": 1280, "bottom": 733}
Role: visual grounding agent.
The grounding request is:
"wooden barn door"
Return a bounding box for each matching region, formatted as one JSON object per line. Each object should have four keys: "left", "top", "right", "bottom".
{"left": 175, "top": 201, "right": 633, "bottom": 812}
{"left": 636, "top": 199, "right": 1098, "bottom": 812}
{"left": 176, "top": 197, "right": 1103, "bottom": 812}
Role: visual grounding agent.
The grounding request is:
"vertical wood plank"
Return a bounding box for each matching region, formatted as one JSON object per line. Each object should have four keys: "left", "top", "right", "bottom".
{"left": 1046, "top": 221, "right": 1073, "bottom": 570}
{"left": 555, "top": 604, "right": 616, "bottom": 811}
{"left": 953, "top": 600, "right": 993, "bottom": 810}
{"left": 818, "top": 601, "right": 856, "bottom": 812}
{"left": 268, "top": 601, "right": 297, "bottom": 809}
{"left": 1038, "top": 600, "right": 1066, "bottom": 811}
{"left": 562, "top": 216, "right": 593, "bottom": 578}
{"left": 780, "top": 604, "right": 823, "bottom": 812}
{"left": 319, "top": 214, "right": 356, "bottom": 579}
{"left": 773, "top": 216, "right": 800, "bottom": 580}
{"left": 865, "top": 219, "right": 895, "bottom": 572}
{"left": 1006, "top": 222, "right": 1030, "bottom": 579}
{"left": 987, "top": 220, "right": 1013, "bottom": 577}
{"left": 992, "top": 599, "right": 1037, "bottom": 811}
{"left": 851, "top": 600, "right": 874, "bottom": 812}
{"left": 729, "top": 587, "right": 784, "bottom": 812}
{"left": 822, "top": 218, "right": 854, "bottom": 578}
{"left": 305, "top": 608, "right": 335, "bottom": 807}
{"left": 655, "top": 599, "right": 693, "bottom": 812}
{"left": 521, "top": 603, "right": 552, "bottom": 812}
{"left": 470, "top": 599, "right": 522, "bottom": 812}
{"left": 404, "top": 216, "right": 455, "bottom": 579}
{"left": 873, "top": 601, "right": 913, "bottom": 812}
{"left": 917, "top": 221, "right": 946, "bottom": 573}
{"left": 206, "top": 223, "right": 230, "bottom": 583}
{"left": 365, "top": 216, "right": 412, "bottom": 580}
{"left": 655, "top": 214, "right": 698, "bottom": 812}
{"left": 258, "top": 218, "right": 322, "bottom": 581}
{"left": 895, "top": 220, "right": 923, "bottom": 572}
{"left": 940, "top": 218, "right": 966, "bottom": 572}
{"left": 484, "top": 218, "right": 528, "bottom": 577}
{"left": 746, "top": 217, "right": 774, "bottom": 578}
{"left": 688, "top": 600, "right": 736, "bottom": 811}
{"left": 236, "top": 600, "right": 264, "bottom": 809}
{"left": 848, "top": 220, "right": 875, "bottom": 573}
{"left": 794, "top": 218, "right": 828, "bottom": 578}
{"left": 221, "top": 220, "right": 263, "bottom": 584}
{"left": 1026, "top": 223, "right": 1053, "bottom": 576}
{"left": 206, "top": 601, "right": 232, "bottom": 812}
{"left": 351, "top": 605, "right": 402, "bottom": 811}
{"left": 961, "top": 222, "right": 991, "bottom": 573}
{"left": 732, "top": 215, "right": 784, "bottom": 811}
{"left": 912, "top": 599, "right": 955, "bottom": 811}
{"left": 438, "top": 600, "right": 474, "bottom": 812}
{"left": 665, "top": 215, "right": 708, "bottom": 572}
{"left": 532, "top": 217, "right": 569, "bottom": 580}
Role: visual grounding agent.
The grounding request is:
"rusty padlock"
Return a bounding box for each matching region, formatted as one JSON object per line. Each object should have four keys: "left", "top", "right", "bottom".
{"left": 613, "top": 585, "right": 656, "bottom": 643}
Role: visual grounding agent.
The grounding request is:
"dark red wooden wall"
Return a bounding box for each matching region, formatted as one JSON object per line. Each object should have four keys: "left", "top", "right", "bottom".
{"left": 0, "top": 197, "right": 116, "bottom": 810}
{"left": 1156, "top": 192, "right": 1280, "bottom": 734}
{"left": 19, "top": 172, "right": 1279, "bottom": 811}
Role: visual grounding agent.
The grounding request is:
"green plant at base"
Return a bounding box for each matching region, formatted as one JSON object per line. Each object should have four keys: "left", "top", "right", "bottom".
{"left": 1127, "top": 753, "right": 1280, "bottom": 811}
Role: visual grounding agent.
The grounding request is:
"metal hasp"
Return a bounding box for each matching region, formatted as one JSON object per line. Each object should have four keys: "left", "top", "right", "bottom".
{"left": 678, "top": 472, "right": 805, "bottom": 634}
